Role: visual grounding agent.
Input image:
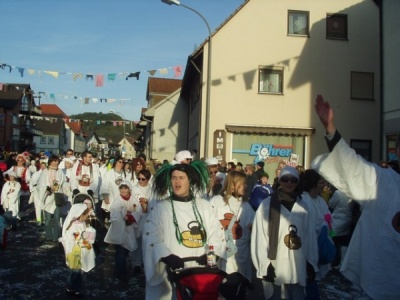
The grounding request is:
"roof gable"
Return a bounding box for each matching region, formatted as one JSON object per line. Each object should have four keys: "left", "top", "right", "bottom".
{"left": 146, "top": 77, "right": 181, "bottom": 100}
{"left": 40, "top": 104, "right": 66, "bottom": 116}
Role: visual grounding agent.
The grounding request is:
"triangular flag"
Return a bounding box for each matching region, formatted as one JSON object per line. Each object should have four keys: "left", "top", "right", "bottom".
{"left": 44, "top": 71, "right": 59, "bottom": 78}
{"left": 159, "top": 68, "right": 168, "bottom": 75}
{"left": 126, "top": 72, "right": 140, "bottom": 80}
{"left": 173, "top": 65, "right": 182, "bottom": 78}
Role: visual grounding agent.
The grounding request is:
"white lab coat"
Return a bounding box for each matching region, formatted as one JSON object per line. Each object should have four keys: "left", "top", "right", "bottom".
{"left": 209, "top": 195, "right": 254, "bottom": 280}
{"left": 1, "top": 181, "right": 21, "bottom": 217}
{"left": 37, "top": 168, "right": 66, "bottom": 214}
{"left": 251, "top": 194, "right": 318, "bottom": 287}
{"left": 143, "top": 197, "right": 225, "bottom": 300}
{"left": 104, "top": 195, "right": 142, "bottom": 251}
{"left": 100, "top": 169, "right": 129, "bottom": 211}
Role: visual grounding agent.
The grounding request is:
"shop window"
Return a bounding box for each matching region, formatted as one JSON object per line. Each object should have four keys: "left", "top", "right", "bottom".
{"left": 351, "top": 71, "right": 374, "bottom": 100}
{"left": 259, "top": 67, "right": 284, "bottom": 94}
{"left": 327, "top": 14, "right": 348, "bottom": 40}
{"left": 387, "top": 134, "right": 399, "bottom": 162}
{"left": 288, "top": 10, "right": 309, "bottom": 36}
{"left": 231, "top": 133, "right": 306, "bottom": 178}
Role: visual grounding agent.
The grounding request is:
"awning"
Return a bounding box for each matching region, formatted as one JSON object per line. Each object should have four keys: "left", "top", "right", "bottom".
{"left": 226, "top": 124, "right": 315, "bottom": 136}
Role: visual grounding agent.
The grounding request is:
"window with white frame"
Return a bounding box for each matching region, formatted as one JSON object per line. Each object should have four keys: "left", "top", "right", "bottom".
{"left": 327, "top": 14, "right": 348, "bottom": 40}
{"left": 48, "top": 136, "right": 54, "bottom": 145}
{"left": 40, "top": 136, "right": 46, "bottom": 144}
{"left": 288, "top": 10, "right": 309, "bottom": 36}
{"left": 259, "top": 67, "right": 284, "bottom": 94}
{"left": 351, "top": 71, "right": 374, "bottom": 100}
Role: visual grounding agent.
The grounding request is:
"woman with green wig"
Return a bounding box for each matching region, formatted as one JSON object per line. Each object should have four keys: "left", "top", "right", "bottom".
{"left": 143, "top": 161, "right": 225, "bottom": 300}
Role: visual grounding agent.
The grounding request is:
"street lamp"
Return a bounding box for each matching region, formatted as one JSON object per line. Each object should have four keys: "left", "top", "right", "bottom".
{"left": 109, "top": 109, "right": 126, "bottom": 155}
{"left": 162, "top": 0, "right": 212, "bottom": 157}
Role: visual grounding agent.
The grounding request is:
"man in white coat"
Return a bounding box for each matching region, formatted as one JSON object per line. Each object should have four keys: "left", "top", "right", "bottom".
{"left": 70, "top": 151, "right": 100, "bottom": 198}
{"left": 312, "top": 94, "right": 400, "bottom": 300}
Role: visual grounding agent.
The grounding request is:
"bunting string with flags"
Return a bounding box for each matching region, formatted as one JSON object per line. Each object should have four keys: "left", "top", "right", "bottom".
{"left": 16, "top": 113, "right": 140, "bottom": 125}
{"left": 0, "top": 86, "right": 135, "bottom": 105}
{"left": 0, "top": 61, "right": 183, "bottom": 86}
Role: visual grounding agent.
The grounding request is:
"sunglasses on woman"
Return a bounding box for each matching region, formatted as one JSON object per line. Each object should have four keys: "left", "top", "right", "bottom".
{"left": 138, "top": 177, "right": 148, "bottom": 181}
{"left": 280, "top": 176, "right": 299, "bottom": 184}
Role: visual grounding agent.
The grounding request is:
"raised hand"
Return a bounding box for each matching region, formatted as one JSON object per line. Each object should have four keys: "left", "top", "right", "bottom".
{"left": 315, "top": 94, "right": 336, "bottom": 134}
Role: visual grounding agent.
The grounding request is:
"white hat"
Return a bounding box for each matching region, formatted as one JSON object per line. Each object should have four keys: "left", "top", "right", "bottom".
{"left": 174, "top": 150, "right": 193, "bottom": 163}
{"left": 279, "top": 166, "right": 299, "bottom": 180}
{"left": 119, "top": 180, "right": 132, "bottom": 191}
{"left": 63, "top": 157, "right": 75, "bottom": 165}
{"left": 16, "top": 154, "right": 27, "bottom": 163}
{"left": 205, "top": 157, "right": 219, "bottom": 166}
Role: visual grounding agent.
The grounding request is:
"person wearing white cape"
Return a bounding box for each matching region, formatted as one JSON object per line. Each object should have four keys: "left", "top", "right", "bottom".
{"left": 104, "top": 180, "right": 143, "bottom": 279}
{"left": 1, "top": 171, "right": 21, "bottom": 218}
{"left": 60, "top": 203, "right": 96, "bottom": 297}
{"left": 312, "top": 94, "right": 400, "bottom": 300}
{"left": 143, "top": 162, "right": 225, "bottom": 300}
{"left": 37, "top": 155, "right": 66, "bottom": 242}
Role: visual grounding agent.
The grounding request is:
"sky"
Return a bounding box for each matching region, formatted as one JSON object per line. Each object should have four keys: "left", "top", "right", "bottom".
{"left": 0, "top": 0, "right": 246, "bottom": 121}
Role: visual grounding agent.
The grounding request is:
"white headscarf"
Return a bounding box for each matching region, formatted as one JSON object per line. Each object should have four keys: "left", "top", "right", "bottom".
{"left": 119, "top": 180, "right": 132, "bottom": 191}
{"left": 61, "top": 203, "right": 87, "bottom": 238}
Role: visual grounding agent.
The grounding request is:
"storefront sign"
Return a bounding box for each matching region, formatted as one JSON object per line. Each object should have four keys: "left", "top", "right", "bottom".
{"left": 213, "top": 130, "right": 226, "bottom": 162}
{"left": 249, "top": 143, "right": 293, "bottom": 164}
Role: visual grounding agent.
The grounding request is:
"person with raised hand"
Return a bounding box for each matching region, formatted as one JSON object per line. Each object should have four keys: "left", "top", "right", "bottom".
{"left": 312, "top": 94, "right": 400, "bottom": 300}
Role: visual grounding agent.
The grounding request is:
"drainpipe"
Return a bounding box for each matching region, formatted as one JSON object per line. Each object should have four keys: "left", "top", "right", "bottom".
{"left": 378, "top": 1, "right": 384, "bottom": 160}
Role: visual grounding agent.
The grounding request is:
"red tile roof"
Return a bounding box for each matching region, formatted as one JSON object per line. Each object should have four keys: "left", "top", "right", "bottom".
{"left": 66, "top": 121, "right": 81, "bottom": 134}
{"left": 147, "top": 77, "right": 182, "bottom": 95}
{"left": 40, "top": 104, "right": 66, "bottom": 116}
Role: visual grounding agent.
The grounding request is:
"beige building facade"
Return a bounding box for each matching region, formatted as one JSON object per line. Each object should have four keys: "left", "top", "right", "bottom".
{"left": 178, "top": 0, "right": 380, "bottom": 176}
{"left": 144, "top": 88, "right": 188, "bottom": 162}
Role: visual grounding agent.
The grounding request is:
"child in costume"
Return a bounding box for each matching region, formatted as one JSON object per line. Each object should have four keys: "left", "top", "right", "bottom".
{"left": 60, "top": 203, "right": 96, "bottom": 297}
{"left": 104, "top": 180, "right": 143, "bottom": 279}
{"left": 1, "top": 171, "right": 21, "bottom": 218}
